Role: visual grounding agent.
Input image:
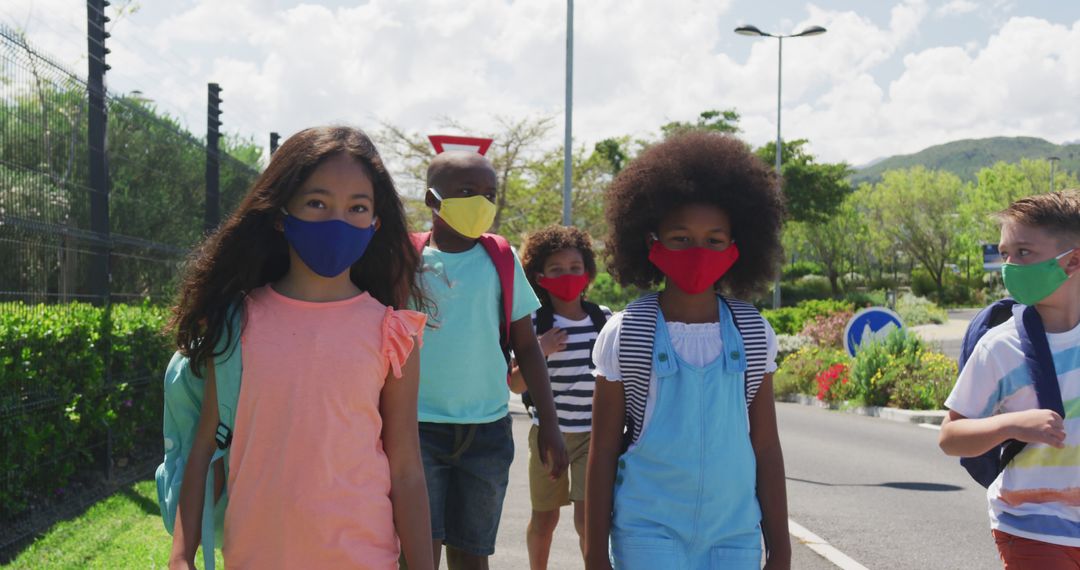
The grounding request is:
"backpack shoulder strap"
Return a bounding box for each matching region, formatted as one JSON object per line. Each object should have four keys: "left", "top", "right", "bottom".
{"left": 618, "top": 293, "right": 660, "bottom": 449}
{"left": 212, "top": 304, "right": 244, "bottom": 449}
{"left": 409, "top": 231, "right": 431, "bottom": 253}
{"left": 959, "top": 298, "right": 1017, "bottom": 370}
{"left": 535, "top": 305, "right": 555, "bottom": 334}
{"left": 720, "top": 296, "right": 770, "bottom": 407}
{"left": 477, "top": 233, "right": 515, "bottom": 347}
{"left": 1018, "top": 305, "right": 1065, "bottom": 416}
{"left": 582, "top": 301, "right": 610, "bottom": 334}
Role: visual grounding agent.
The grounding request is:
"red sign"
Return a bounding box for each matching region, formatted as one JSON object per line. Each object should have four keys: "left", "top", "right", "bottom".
{"left": 428, "top": 135, "right": 494, "bottom": 156}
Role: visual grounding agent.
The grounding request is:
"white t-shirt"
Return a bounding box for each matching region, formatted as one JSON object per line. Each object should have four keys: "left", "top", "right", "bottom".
{"left": 945, "top": 315, "right": 1080, "bottom": 546}
{"left": 592, "top": 311, "right": 778, "bottom": 448}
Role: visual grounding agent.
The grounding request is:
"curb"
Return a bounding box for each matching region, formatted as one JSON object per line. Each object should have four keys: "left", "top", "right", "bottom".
{"left": 779, "top": 394, "right": 948, "bottom": 425}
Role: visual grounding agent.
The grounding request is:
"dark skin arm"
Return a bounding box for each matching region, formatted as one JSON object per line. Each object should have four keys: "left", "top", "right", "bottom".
{"left": 584, "top": 375, "right": 623, "bottom": 570}
{"left": 750, "top": 373, "right": 791, "bottom": 570}
{"left": 510, "top": 315, "right": 569, "bottom": 478}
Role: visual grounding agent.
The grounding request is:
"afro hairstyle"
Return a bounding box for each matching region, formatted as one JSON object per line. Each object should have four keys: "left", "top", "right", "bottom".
{"left": 520, "top": 224, "right": 598, "bottom": 306}
{"left": 602, "top": 131, "right": 785, "bottom": 299}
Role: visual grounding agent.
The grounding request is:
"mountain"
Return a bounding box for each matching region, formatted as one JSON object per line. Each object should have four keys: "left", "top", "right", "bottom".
{"left": 851, "top": 136, "right": 1080, "bottom": 185}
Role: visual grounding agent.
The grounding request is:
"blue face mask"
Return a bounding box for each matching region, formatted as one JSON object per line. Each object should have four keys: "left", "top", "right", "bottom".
{"left": 281, "top": 209, "right": 377, "bottom": 278}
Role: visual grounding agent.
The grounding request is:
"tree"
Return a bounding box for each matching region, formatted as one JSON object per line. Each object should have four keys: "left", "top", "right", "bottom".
{"left": 756, "top": 139, "right": 853, "bottom": 223}
{"left": 374, "top": 116, "right": 554, "bottom": 234}
{"left": 660, "top": 109, "right": 740, "bottom": 138}
{"left": 791, "top": 196, "right": 865, "bottom": 295}
{"left": 864, "top": 167, "right": 969, "bottom": 300}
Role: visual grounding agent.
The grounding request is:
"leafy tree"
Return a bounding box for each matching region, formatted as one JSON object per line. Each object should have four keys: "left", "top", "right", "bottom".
{"left": 756, "top": 139, "right": 853, "bottom": 223}
{"left": 660, "top": 109, "right": 740, "bottom": 138}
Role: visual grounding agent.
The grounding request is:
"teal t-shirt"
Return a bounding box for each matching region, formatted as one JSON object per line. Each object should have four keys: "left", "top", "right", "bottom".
{"left": 417, "top": 242, "right": 540, "bottom": 423}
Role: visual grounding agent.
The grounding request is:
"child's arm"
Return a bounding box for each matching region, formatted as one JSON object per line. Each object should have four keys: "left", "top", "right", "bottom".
{"left": 584, "top": 376, "right": 622, "bottom": 570}
{"left": 169, "top": 362, "right": 221, "bottom": 569}
{"left": 509, "top": 328, "right": 569, "bottom": 394}
{"left": 510, "top": 315, "right": 569, "bottom": 478}
{"left": 939, "top": 409, "right": 1066, "bottom": 456}
{"left": 380, "top": 345, "right": 435, "bottom": 570}
{"left": 749, "top": 374, "right": 791, "bottom": 570}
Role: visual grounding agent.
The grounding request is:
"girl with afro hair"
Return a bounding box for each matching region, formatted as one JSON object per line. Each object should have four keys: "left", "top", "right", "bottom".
{"left": 584, "top": 132, "right": 790, "bottom": 569}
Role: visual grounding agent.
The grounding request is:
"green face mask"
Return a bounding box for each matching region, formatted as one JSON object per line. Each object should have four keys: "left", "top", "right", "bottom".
{"left": 1001, "top": 248, "right": 1075, "bottom": 305}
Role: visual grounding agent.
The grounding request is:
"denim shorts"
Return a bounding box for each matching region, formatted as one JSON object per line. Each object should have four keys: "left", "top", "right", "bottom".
{"left": 419, "top": 414, "right": 515, "bottom": 556}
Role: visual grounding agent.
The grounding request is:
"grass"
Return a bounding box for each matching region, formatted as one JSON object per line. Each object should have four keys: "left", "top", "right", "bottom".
{"left": 5, "top": 479, "right": 222, "bottom": 569}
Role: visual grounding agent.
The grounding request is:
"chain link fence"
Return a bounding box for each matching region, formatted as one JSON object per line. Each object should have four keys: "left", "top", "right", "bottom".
{"left": 0, "top": 23, "right": 261, "bottom": 557}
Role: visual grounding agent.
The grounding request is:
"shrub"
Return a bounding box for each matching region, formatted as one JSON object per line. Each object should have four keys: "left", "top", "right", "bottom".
{"left": 896, "top": 293, "right": 948, "bottom": 325}
{"left": 782, "top": 260, "right": 824, "bottom": 281}
{"left": 587, "top": 272, "right": 647, "bottom": 312}
{"left": 0, "top": 302, "right": 171, "bottom": 519}
{"left": 815, "top": 362, "right": 855, "bottom": 404}
{"left": 781, "top": 275, "right": 833, "bottom": 304}
{"left": 774, "top": 345, "right": 850, "bottom": 399}
{"left": 843, "top": 289, "right": 887, "bottom": 307}
{"left": 763, "top": 299, "right": 854, "bottom": 335}
{"left": 776, "top": 334, "right": 812, "bottom": 363}
{"left": 849, "top": 328, "right": 925, "bottom": 406}
{"left": 800, "top": 310, "right": 854, "bottom": 349}
{"left": 889, "top": 351, "right": 958, "bottom": 410}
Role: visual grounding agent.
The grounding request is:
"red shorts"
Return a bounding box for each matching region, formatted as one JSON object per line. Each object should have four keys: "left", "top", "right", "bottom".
{"left": 994, "top": 530, "right": 1080, "bottom": 569}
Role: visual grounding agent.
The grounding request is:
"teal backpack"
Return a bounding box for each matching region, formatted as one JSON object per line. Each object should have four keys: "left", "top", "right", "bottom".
{"left": 155, "top": 307, "right": 243, "bottom": 570}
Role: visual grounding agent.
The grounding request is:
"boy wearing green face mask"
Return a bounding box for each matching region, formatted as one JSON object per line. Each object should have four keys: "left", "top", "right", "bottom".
{"left": 940, "top": 190, "right": 1080, "bottom": 567}
{"left": 413, "top": 151, "right": 569, "bottom": 569}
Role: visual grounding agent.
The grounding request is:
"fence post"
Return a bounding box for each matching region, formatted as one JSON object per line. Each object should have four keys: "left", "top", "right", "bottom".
{"left": 205, "top": 83, "right": 222, "bottom": 233}
{"left": 87, "top": 0, "right": 114, "bottom": 481}
{"left": 270, "top": 131, "right": 280, "bottom": 155}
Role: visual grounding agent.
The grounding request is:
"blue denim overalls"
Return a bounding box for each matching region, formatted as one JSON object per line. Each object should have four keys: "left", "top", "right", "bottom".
{"left": 611, "top": 300, "right": 762, "bottom": 569}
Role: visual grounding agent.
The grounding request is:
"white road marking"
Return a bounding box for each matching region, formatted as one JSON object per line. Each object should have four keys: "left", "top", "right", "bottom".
{"left": 789, "top": 518, "right": 870, "bottom": 570}
{"left": 918, "top": 423, "right": 942, "bottom": 431}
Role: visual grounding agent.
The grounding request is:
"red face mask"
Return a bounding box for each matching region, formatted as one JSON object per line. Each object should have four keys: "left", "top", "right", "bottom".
{"left": 538, "top": 273, "right": 590, "bottom": 302}
{"left": 648, "top": 240, "right": 740, "bottom": 294}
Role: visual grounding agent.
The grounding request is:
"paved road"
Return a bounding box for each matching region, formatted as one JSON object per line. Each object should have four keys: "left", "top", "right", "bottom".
{"left": 491, "top": 405, "right": 841, "bottom": 569}
{"left": 779, "top": 402, "right": 1001, "bottom": 569}
{"left": 910, "top": 308, "right": 981, "bottom": 362}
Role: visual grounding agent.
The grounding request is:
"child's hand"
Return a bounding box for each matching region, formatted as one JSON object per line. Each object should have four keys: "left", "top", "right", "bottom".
{"left": 1010, "top": 409, "right": 1067, "bottom": 448}
{"left": 538, "top": 423, "right": 570, "bottom": 480}
{"left": 538, "top": 327, "right": 568, "bottom": 356}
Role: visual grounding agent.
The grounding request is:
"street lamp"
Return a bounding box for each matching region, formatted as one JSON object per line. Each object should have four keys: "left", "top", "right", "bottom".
{"left": 736, "top": 23, "right": 827, "bottom": 308}
{"left": 1049, "top": 156, "right": 1060, "bottom": 193}
{"left": 563, "top": 0, "right": 574, "bottom": 225}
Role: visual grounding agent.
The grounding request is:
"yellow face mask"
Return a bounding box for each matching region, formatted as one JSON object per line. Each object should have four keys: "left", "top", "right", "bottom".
{"left": 429, "top": 187, "right": 497, "bottom": 239}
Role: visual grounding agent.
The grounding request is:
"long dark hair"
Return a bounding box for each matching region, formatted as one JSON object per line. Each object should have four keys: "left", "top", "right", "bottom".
{"left": 170, "top": 126, "right": 427, "bottom": 374}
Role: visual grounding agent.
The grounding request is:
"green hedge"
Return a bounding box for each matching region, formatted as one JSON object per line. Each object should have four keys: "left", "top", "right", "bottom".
{"left": 762, "top": 299, "right": 854, "bottom": 335}
{"left": 0, "top": 302, "right": 172, "bottom": 520}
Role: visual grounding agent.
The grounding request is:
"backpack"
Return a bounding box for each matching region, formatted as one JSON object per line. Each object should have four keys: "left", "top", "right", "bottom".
{"left": 617, "top": 293, "right": 770, "bottom": 451}
{"left": 521, "top": 301, "right": 609, "bottom": 415}
{"left": 957, "top": 299, "right": 1064, "bottom": 488}
{"left": 155, "top": 306, "right": 243, "bottom": 570}
{"left": 411, "top": 232, "right": 515, "bottom": 380}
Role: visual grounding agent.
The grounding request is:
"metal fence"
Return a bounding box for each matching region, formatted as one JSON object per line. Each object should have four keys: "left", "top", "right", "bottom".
{"left": 0, "top": 8, "right": 261, "bottom": 556}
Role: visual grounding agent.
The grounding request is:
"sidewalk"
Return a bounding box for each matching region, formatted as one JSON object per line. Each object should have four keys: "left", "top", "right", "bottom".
{"left": 907, "top": 308, "right": 979, "bottom": 361}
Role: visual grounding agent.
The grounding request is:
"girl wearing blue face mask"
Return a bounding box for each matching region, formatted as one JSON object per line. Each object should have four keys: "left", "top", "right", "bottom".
{"left": 166, "top": 126, "right": 435, "bottom": 570}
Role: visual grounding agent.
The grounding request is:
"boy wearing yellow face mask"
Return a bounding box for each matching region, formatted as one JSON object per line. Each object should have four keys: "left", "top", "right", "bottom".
{"left": 413, "top": 151, "right": 569, "bottom": 569}
{"left": 940, "top": 190, "right": 1080, "bottom": 568}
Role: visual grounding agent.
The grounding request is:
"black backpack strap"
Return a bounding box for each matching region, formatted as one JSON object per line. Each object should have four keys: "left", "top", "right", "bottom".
{"left": 535, "top": 305, "right": 555, "bottom": 335}
{"left": 582, "top": 301, "right": 610, "bottom": 334}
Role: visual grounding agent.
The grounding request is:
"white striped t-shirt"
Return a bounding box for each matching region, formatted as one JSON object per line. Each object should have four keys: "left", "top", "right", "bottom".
{"left": 529, "top": 307, "right": 612, "bottom": 433}
{"left": 945, "top": 314, "right": 1080, "bottom": 547}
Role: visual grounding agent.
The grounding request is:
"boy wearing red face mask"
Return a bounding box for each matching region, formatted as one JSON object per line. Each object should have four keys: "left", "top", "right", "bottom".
{"left": 509, "top": 225, "right": 612, "bottom": 569}
{"left": 585, "top": 132, "right": 790, "bottom": 570}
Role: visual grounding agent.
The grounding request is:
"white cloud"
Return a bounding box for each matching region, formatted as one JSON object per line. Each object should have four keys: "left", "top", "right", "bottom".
{"left": 2, "top": 0, "right": 1079, "bottom": 172}
{"left": 935, "top": 0, "right": 978, "bottom": 18}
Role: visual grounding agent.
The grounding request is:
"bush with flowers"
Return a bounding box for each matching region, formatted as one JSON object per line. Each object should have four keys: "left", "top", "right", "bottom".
{"left": 774, "top": 345, "right": 850, "bottom": 399}
{"left": 799, "top": 310, "right": 854, "bottom": 349}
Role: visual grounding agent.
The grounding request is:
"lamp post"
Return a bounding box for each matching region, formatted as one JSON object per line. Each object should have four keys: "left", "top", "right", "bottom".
{"left": 736, "top": 23, "right": 826, "bottom": 308}
{"left": 1049, "top": 156, "right": 1060, "bottom": 193}
{"left": 563, "top": 0, "right": 574, "bottom": 225}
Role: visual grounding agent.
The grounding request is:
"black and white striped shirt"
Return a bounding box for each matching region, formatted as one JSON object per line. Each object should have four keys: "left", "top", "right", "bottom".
{"left": 530, "top": 307, "right": 613, "bottom": 432}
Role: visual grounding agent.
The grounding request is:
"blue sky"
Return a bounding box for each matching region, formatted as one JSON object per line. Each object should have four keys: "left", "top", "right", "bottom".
{"left": 3, "top": 0, "right": 1079, "bottom": 174}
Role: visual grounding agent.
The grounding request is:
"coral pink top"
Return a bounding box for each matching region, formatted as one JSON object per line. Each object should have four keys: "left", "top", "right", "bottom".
{"left": 223, "top": 285, "right": 425, "bottom": 569}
